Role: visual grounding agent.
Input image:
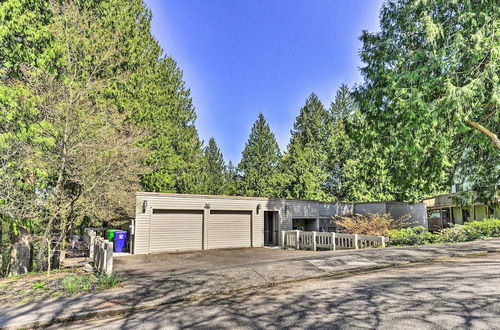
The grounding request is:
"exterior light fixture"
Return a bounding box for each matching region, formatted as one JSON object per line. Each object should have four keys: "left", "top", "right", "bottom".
{"left": 142, "top": 200, "right": 148, "bottom": 213}
{"left": 284, "top": 204, "right": 289, "bottom": 214}
{"left": 204, "top": 203, "right": 211, "bottom": 209}
{"left": 256, "top": 204, "right": 261, "bottom": 214}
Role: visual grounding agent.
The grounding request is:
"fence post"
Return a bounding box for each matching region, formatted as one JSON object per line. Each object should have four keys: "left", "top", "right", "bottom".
{"left": 331, "top": 232, "right": 336, "bottom": 251}
{"left": 100, "top": 240, "right": 106, "bottom": 272}
{"left": 312, "top": 231, "right": 317, "bottom": 251}
{"left": 354, "top": 234, "right": 359, "bottom": 249}
{"left": 381, "top": 236, "right": 386, "bottom": 248}
{"left": 88, "top": 231, "right": 95, "bottom": 259}
{"left": 296, "top": 230, "right": 300, "bottom": 250}
{"left": 281, "top": 231, "right": 286, "bottom": 249}
{"left": 105, "top": 241, "right": 113, "bottom": 275}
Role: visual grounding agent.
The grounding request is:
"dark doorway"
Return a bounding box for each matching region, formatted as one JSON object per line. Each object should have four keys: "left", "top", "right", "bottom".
{"left": 462, "top": 208, "right": 471, "bottom": 222}
{"left": 264, "top": 211, "right": 278, "bottom": 246}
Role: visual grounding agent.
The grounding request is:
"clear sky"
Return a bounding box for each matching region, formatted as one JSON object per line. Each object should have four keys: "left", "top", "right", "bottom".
{"left": 144, "top": 0, "right": 383, "bottom": 163}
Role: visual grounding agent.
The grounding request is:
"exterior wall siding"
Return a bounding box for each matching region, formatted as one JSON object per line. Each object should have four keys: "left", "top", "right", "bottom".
{"left": 453, "top": 207, "right": 463, "bottom": 225}
{"left": 354, "top": 203, "right": 386, "bottom": 215}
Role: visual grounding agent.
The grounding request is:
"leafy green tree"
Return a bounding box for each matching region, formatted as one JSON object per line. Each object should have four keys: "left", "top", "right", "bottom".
{"left": 356, "top": 0, "right": 499, "bottom": 202}
{"left": 203, "top": 137, "right": 227, "bottom": 195}
{"left": 237, "top": 113, "right": 282, "bottom": 197}
{"left": 281, "top": 94, "right": 331, "bottom": 200}
{"left": 0, "top": 0, "right": 206, "bottom": 274}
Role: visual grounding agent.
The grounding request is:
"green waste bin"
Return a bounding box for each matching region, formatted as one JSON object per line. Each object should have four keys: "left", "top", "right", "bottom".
{"left": 106, "top": 229, "right": 117, "bottom": 241}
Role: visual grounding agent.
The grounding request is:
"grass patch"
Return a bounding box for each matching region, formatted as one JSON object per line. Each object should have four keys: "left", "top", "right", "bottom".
{"left": 62, "top": 274, "right": 95, "bottom": 294}
{"left": 0, "top": 269, "right": 121, "bottom": 305}
{"left": 96, "top": 273, "right": 120, "bottom": 289}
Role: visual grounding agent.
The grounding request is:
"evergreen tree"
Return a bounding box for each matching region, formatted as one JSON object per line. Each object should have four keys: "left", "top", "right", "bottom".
{"left": 324, "top": 84, "right": 357, "bottom": 200}
{"left": 203, "top": 137, "right": 227, "bottom": 195}
{"left": 237, "top": 113, "right": 282, "bottom": 197}
{"left": 281, "top": 94, "right": 331, "bottom": 201}
{"left": 225, "top": 160, "right": 239, "bottom": 196}
{"left": 132, "top": 56, "right": 205, "bottom": 194}
{"left": 356, "top": 0, "right": 499, "bottom": 202}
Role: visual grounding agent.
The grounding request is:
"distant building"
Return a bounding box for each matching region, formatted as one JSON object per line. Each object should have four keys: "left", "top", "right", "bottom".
{"left": 423, "top": 188, "right": 500, "bottom": 231}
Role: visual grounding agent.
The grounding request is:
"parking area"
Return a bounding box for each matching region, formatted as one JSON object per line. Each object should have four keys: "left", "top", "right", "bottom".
{"left": 114, "top": 247, "right": 322, "bottom": 274}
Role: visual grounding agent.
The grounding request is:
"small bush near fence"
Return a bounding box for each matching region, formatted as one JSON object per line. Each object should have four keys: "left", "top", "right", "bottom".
{"left": 386, "top": 226, "right": 435, "bottom": 246}
{"left": 386, "top": 218, "right": 500, "bottom": 246}
{"left": 335, "top": 212, "right": 404, "bottom": 236}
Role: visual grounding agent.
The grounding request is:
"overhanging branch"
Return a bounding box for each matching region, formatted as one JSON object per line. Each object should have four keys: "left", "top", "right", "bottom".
{"left": 466, "top": 120, "right": 500, "bottom": 150}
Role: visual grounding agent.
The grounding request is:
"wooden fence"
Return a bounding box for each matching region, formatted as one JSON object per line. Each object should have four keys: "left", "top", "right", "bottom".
{"left": 83, "top": 228, "right": 113, "bottom": 275}
{"left": 281, "top": 230, "right": 386, "bottom": 251}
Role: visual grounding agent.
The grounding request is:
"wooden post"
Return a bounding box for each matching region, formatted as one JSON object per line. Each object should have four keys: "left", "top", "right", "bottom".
{"left": 100, "top": 240, "right": 106, "bottom": 272}
{"left": 381, "top": 236, "right": 386, "bottom": 248}
{"left": 354, "top": 234, "right": 359, "bottom": 249}
{"left": 296, "top": 230, "right": 300, "bottom": 250}
{"left": 281, "top": 231, "right": 285, "bottom": 249}
{"left": 312, "top": 231, "right": 317, "bottom": 251}
{"left": 105, "top": 241, "right": 113, "bottom": 275}
{"left": 331, "top": 232, "right": 336, "bottom": 251}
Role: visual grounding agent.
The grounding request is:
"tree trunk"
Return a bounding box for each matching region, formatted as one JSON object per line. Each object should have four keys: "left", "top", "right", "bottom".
{"left": 6, "top": 224, "right": 32, "bottom": 277}
{"left": 467, "top": 120, "right": 500, "bottom": 150}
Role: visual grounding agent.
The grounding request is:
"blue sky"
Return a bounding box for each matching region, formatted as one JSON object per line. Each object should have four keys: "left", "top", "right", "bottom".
{"left": 144, "top": 0, "right": 383, "bottom": 163}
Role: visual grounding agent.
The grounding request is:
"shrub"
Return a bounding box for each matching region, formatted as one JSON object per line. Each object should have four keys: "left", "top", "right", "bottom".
{"left": 386, "top": 226, "right": 435, "bottom": 246}
{"left": 436, "top": 218, "right": 500, "bottom": 243}
{"left": 335, "top": 212, "right": 404, "bottom": 236}
{"left": 434, "top": 225, "right": 471, "bottom": 243}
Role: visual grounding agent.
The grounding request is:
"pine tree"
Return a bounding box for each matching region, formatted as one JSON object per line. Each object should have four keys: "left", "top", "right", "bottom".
{"left": 203, "top": 137, "right": 227, "bottom": 195}
{"left": 281, "top": 94, "right": 331, "bottom": 200}
{"left": 237, "top": 113, "right": 282, "bottom": 197}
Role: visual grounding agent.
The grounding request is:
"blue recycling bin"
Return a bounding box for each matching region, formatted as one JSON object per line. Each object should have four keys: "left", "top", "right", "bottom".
{"left": 114, "top": 230, "right": 127, "bottom": 253}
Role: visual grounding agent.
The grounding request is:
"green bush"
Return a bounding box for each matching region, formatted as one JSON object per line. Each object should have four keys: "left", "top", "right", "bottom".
{"left": 436, "top": 218, "right": 500, "bottom": 243}
{"left": 386, "top": 226, "right": 435, "bottom": 246}
{"left": 434, "top": 225, "right": 471, "bottom": 243}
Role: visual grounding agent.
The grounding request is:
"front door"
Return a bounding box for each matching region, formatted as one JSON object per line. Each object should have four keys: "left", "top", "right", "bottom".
{"left": 264, "top": 211, "right": 277, "bottom": 245}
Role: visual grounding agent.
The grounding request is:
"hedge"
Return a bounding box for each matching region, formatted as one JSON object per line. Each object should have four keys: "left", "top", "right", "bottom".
{"left": 386, "top": 218, "right": 500, "bottom": 246}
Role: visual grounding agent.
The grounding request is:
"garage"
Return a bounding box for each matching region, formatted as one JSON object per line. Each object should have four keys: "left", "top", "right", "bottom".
{"left": 150, "top": 209, "right": 203, "bottom": 253}
{"left": 208, "top": 210, "right": 252, "bottom": 249}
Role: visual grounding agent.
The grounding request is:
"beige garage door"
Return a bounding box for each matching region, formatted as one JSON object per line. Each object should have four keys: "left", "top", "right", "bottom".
{"left": 208, "top": 211, "right": 252, "bottom": 249}
{"left": 150, "top": 210, "right": 203, "bottom": 253}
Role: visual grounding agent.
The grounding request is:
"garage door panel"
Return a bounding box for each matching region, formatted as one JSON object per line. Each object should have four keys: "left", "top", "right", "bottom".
{"left": 151, "top": 210, "right": 203, "bottom": 253}
{"left": 208, "top": 211, "right": 251, "bottom": 249}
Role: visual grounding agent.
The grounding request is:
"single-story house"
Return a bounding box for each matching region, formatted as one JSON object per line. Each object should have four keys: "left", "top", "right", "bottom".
{"left": 423, "top": 191, "right": 500, "bottom": 231}
{"left": 131, "top": 192, "right": 427, "bottom": 254}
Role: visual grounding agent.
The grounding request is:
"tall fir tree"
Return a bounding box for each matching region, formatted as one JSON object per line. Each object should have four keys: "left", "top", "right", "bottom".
{"left": 203, "top": 137, "right": 227, "bottom": 195}
{"left": 281, "top": 93, "right": 331, "bottom": 201}
{"left": 237, "top": 113, "right": 282, "bottom": 197}
{"left": 225, "top": 160, "right": 238, "bottom": 196}
{"left": 355, "top": 0, "right": 499, "bottom": 202}
{"left": 324, "top": 84, "right": 357, "bottom": 200}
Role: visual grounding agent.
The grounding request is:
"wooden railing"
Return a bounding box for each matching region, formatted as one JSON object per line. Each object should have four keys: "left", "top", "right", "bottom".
{"left": 281, "top": 230, "right": 386, "bottom": 251}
